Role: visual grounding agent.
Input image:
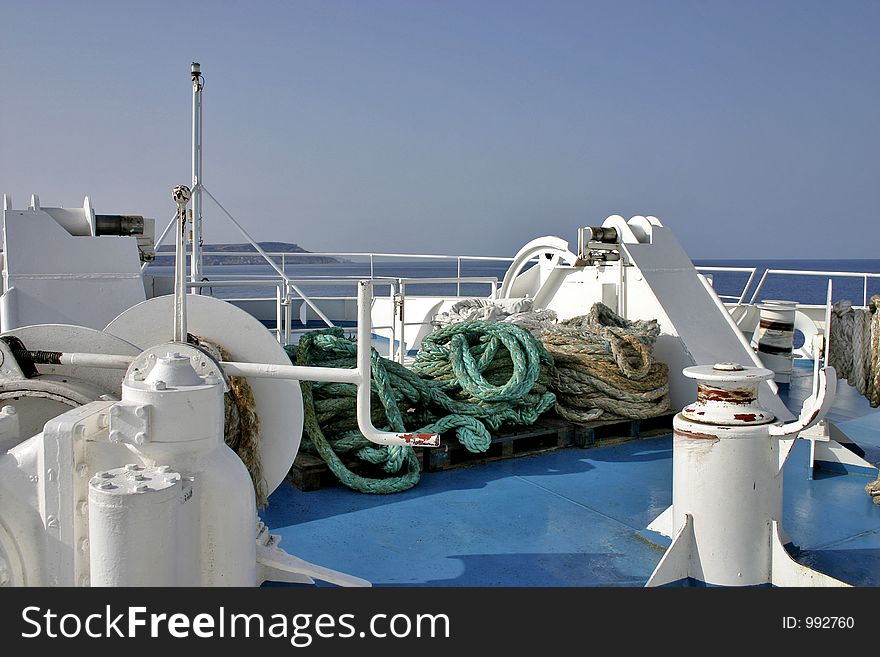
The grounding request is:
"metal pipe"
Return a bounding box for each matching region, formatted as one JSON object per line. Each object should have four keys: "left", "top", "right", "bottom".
{"left": 222, "top": 282, "right": 439, "bottom": 447}
{"left": 738, "top": 268, "right": 758, "bottom": 305}
{"left": 356, "top": 280, "right": 439, "bottom": 447}
{"left": 275, "top": 283, "right": 283, "bottom": 344}
{"left": 8, "top": 349, "right": 135, "bottom": 370}
{"left": 284, "top": 289, "right": 292, "bottom": 346}
{"left": 171, "top": 186, "right": 192, "bottom": 342}
{"left": 397, "top": 280, "right": 406, "bottom": 364}
{"left": 191, "top": 63, "right": 204, "bottom": 290}
{"left": 748, "top": 269, "right": 771, "bottom": 305}
{"left": 221, "top": 361, "right": 361, "bottom": 384}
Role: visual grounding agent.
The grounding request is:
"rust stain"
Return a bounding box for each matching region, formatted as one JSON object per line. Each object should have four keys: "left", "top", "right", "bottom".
{"left": 401, "top": 433, "right": 439, "bottom": 446}
{"left": 733, "top": 413, "right": 759, "bottom": 422}
{"left": 674, "top": 428, "right": 719, "bottom": 442}
{"left": 697, "top": 384, "right": 755, "bottom": 405}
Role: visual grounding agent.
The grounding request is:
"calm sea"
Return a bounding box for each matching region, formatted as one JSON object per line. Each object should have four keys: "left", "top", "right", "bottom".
{"left": 148, "top": 258, "right": 880, "bottom": 306}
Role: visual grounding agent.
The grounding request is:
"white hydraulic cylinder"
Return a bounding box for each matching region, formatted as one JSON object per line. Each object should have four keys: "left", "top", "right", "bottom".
{"left": 88, "top": 464, "right": 197, "bottom": 586}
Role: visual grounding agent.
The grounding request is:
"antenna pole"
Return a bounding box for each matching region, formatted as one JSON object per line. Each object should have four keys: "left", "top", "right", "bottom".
{"left": 191, "top": 62, "right": 204, "bottom": 291}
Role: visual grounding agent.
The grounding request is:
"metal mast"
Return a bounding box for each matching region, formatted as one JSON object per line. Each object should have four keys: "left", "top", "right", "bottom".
{"left": 190, "top": 62, "right": 204, "bottom": 290}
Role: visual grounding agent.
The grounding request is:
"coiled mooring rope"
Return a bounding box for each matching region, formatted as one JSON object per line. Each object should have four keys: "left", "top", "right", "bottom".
{"left": 286, "top": 323, "right": 556, "bottom": 494}
{"left": 828, "top": 296, "right": 880, "bottom": 408}
{"left": 539, "top": 304, "right": 670, "bottom": 423}
{"left": 190, "top": 336, "right": 269, "bottom": 508}
{"left": 825, "top": 296, "right": 880, "bottom": 504}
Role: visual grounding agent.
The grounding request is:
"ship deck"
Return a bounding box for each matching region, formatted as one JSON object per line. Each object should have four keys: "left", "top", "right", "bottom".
{"left": 261, "top": 360, "right": 880, "bottom": 586}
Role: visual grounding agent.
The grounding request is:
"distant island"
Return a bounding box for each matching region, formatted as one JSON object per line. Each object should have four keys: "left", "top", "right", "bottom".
{"left": 154, "top": 242, "right": 343, "bottom": 266}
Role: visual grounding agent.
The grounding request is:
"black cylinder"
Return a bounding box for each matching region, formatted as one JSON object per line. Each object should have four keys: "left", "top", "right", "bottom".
{"left": 588, "top": 226, "right": 619, "bottom": 244}
{"left": 95, "top": 215, "right": 144, "bottom": 236}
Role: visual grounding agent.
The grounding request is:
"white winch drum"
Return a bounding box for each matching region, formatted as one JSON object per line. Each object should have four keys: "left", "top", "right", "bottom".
{"left": 751, "top": 300, "right": 797, "bottom": 383}
{"left": 0, "top": 324, "right": 141, "bottom": 442}
{"left": 104, "top": 294, "right": 303, "bottom": 498}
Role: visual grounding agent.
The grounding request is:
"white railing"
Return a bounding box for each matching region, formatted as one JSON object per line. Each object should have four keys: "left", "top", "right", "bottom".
{"left": 697, "top": 265, "right": 880, "bottom": 308}
{"left": 147, "top": 248, "right": 514, "bottom": 347}
{"left": 748, "top": 269, "right": 880, "bottom": 307}
{"left": 695, "top": 266, "right": 757, "bottom": 304}
{"left": 185, "top": 272, "right": 499, "bottom": 352}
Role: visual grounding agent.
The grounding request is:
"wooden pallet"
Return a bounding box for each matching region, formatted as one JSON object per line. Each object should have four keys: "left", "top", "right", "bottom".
{"left": 287, "top": 412, "right": 675, "bottom": 490}
{"left": 421, "top": 417, "right": 579, "bottom": 472}
{"left": 571, "top": 412, "right": 677, "bottom": 448}
{"left": 288, "top": 450, "right": 426, "bottom": 492}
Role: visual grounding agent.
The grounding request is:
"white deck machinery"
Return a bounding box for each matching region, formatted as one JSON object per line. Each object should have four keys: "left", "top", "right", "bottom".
{"left": 0, "top": 186, "right": 439, "bottom": 587}
{"left": 487, "top": 214, "right": 874, "bottom": 475}
{"left": 646, "top": 360, "right": 847, "bottom": 586}
{"left": 495, "top": 216, "right": 862, "bottom": 585}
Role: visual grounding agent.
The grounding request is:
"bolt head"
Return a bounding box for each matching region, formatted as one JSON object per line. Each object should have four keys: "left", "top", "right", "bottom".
{"left": 124, "top": 463, "right": 141, "bottom": 471}
{"left": 98, "top": 481, "right": 114, "bottom": 490}
{"left": 152, "top": 380, "right": 167, "bottom": 391}
{"left": 134, "top": 432, "right": 146, "bottom": 445}
{"left": 108, "top": 430, "right": 122, "bottom": 443}
{"left": 135, "top": 484, "right": 149, "bottom": 493}
{"left": 713, "top": 362, "right": 744, "bottom": 371}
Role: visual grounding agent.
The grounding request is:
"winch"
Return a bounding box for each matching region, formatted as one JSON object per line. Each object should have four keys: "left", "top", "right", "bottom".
{"left": 647, "top": 360, "right": 846, "bottom": 587}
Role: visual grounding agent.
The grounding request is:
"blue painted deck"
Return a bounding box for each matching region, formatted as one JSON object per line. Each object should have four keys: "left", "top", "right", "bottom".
{"left": 261, "top": 360, "right": 880, "bottom": 586}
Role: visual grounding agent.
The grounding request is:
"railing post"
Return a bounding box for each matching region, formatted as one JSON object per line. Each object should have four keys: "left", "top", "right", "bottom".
{"left": 389, "top": 282, "right": 397, "bottom": 360}
{"left": 749, "top": 269, "right": 771, "bottom": 305}
{"left": 864, "top": 275, "right": 868, "bottom": 307}
{"left": 456, "top": 257, "right": 461, "bottom": 297}
{"left": 397, "top": 279, "right": 406, "bottom": 364}
{"left": 275, "top": 283, "right": 283, "bottom": 344}
{"left": 284, "top": 283, "right": 293, "bottom": 345}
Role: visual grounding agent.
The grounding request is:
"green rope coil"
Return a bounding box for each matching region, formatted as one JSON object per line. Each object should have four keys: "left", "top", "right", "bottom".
{"left": 287, "top": 322, "right": 556, "bottom": 494}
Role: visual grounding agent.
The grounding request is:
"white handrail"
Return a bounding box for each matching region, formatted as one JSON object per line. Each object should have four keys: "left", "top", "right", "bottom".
{"left": 748, "top": 268, "right": 880, "bottom": 306}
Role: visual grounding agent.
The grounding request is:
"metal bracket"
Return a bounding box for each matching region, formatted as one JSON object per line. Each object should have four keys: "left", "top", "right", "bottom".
{"left": 107, "top": 402, "right": 151, "bottom": 446}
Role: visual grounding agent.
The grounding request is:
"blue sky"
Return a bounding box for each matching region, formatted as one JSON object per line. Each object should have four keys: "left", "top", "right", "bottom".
{"left": 1, "top": 1, "right": 877, "bottom": 258}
